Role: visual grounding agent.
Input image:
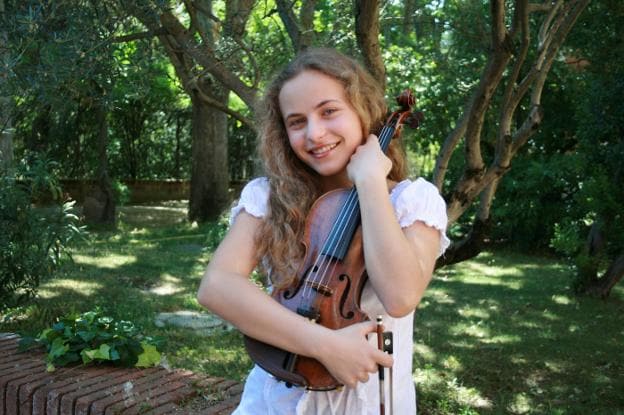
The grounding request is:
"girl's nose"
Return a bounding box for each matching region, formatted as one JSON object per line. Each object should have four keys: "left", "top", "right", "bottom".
{"left": 305, "top": 119, "right": 326, "bottom": 143}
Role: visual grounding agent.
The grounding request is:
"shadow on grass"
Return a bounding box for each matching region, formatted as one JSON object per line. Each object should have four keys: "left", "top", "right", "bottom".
{"left": 1, "top": 205, "right": 250, "bottom": 380}
{"left": 3, "top": 205, "right": 623, "bottom": 412}
{"left": 415, "top": 251, "right": 624, "bottom": 414}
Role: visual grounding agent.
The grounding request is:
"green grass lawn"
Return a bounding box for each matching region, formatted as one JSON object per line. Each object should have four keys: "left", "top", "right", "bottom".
{"left": 1, "top": 207, "right": 622, "bottom": 414}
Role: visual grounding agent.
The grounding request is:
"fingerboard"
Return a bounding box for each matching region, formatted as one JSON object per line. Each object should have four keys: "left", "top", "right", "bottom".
{"left": 320, "top": 123, "right": 396, "bottom": 260}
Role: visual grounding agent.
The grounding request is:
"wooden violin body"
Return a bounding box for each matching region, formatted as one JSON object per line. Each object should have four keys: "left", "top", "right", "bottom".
{"left": 244, "top": 189, "right": 369, "bottom": 390}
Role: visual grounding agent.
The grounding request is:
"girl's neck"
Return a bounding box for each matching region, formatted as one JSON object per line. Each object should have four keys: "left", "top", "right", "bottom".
{"left": 318, "top": 171, "right": 352, "bottom": 193}
{"left": 317, "top": 173, "right": 398, "bottom": 194}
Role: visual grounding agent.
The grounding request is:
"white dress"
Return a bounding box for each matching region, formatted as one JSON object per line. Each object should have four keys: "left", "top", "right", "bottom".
{"left": 230, "top": 177, "right": 450, "bottom": 415}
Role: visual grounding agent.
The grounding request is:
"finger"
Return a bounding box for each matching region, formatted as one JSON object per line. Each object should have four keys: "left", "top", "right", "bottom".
{"left": 360, "top": 320, "right": 378, "bottom": 334}
{"left": 366, "top": 361, "right": 379, "bottom": 373}
{"left": 376, "top": 350, "right": 394, "bottom": 368}
{"left": 359, "top": 372, "right": 370, "bottom": 383}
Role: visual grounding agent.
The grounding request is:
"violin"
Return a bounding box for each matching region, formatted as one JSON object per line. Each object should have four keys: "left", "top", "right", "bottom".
{"left": 244, "top": 90, "right": 422, "bottom": 391}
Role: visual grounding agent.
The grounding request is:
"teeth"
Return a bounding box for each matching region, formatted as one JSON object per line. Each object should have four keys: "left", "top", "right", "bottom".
{"left": 311, "top": 143, "right": 337, "bottom": 155}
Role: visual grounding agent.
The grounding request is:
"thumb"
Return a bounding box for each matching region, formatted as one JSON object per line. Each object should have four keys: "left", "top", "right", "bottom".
{"left": 365, "top": 134, "right": 380, "bottom": 146}
{"left": 358, "top": 320, "right": 379, "bottom": 336}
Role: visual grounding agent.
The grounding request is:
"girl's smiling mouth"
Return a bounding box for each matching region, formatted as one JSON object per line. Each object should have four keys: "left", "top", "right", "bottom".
{"left": 309, "top": 142, "right": 339, "bottom": 157}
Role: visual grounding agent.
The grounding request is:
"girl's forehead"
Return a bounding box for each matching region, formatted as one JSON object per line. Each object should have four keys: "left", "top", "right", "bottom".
{"left": 278, "top": 70, "right": 348, "bottom": 113}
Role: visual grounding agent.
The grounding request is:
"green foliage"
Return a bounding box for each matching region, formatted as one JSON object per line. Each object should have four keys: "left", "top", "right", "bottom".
{"left": 0, "top": 154, "right": 85, "bottom": 310}
{"left": 5, "top": 1, "right": 191, "bottom": 181}
{"left": 19, "top": 309, "right": 163, "bottom": 371}
{"left": 111, "top": 179, "right": 130, "bottom": 206}
{"left": 489, "top": 0, "right": 624, "bottom": 272}
{"left": 549, "top": 221, "right": 582, "bottom": 257}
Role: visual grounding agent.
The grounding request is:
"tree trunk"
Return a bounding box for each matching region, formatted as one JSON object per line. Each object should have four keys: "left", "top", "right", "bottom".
{"left": 436, "top": 217, "right": 491, "bottom": 269}
{"left": 580, "top": 253, "right": 624, "bottom": 299}
{"left": 1, "top": 0, "right": 14, "bottom": 170}
{"left": 354, "top": 0, "right": 385, "bottom": 89}
{"left": 0, "top": 101, "right": 12, "bottom": 171}
{"left": 84, "top": 101, "right": 116, "bottom": 225}
{"left": 174, "top": 112, "right": 182, "bottom": 179}
{"left": 585, "top": 253, "right": 624, "bottom": 298}
{"left": 576, "top": 222, "right": 623, "bottom": 299}
{"left": 188, "top": 82, "right": 229, "bottom": 223}
{"left": 26, "top": 105, "right": 51, "bottom": 153}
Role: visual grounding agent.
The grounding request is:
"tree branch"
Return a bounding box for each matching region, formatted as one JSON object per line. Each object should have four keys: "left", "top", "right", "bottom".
{"left": 112, "top": 28, "right": 167, "bottom": 43}
{"left": 184, "top": 0, "right": 214, "bottom": 49}
{"left": 224, "top": 0, "right": 261, "bottom": 90}
{"left": 276, "top": 0, "right": 316, "bottom": 51}
{"left": 190, "top": 78, "right": 255, "bottom": 130}
{"left": 441, "top": 1, "right": 514, "bottom": 223}
{"left": 354, "top": 0, "right": 385, "bottom": 89}
{"left": 512, "top": 0, "right": 589, "bottom": 154}
{"left": 433, "top": 0, "right": 513, "bottom": 193}
{"left": 276, "top": 0, "right": 301, "bottom": 50}
{"left": 157, "top": 11, "right": 258, "bottom": 108}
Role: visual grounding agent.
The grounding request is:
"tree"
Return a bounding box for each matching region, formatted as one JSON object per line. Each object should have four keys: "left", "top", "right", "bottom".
{"left": 122, "top": 0, "right": 590, "bottom": 249}
{"left": 126, "top": 1, "right": 258, "bottom": 222}
{"left": 0, "top": 0, "right": 14, "bottom": 170}
{"left": 427, "top": 0, "right": 590, "bottom": 266}
{"left": 545, "top": 0, "right": 624, "bottom": 298}
{"left": 6, "top": 1, "right": 595, "bottom": 264}
{"left": 4, "top": 1, "right": 122, "bottom": 224}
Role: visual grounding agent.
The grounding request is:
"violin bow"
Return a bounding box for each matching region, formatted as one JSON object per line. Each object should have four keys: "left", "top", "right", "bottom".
{"left": 377, "top": 316, "right": 394, "bottom": 415}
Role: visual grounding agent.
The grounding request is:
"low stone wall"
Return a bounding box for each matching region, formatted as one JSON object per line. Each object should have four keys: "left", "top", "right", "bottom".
{"left": 60, "top": 180, "right": 191, "bottom": 204}
{"left": 56, "top": 180, "right": 248, "bottom": 205}
{"left": 0, "top": 333, "right": 242, "bottom": 414}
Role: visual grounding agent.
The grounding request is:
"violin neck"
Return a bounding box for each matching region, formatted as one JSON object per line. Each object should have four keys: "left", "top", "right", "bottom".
{"left": 320, "top": 124, "right": 396, "bottom": 261}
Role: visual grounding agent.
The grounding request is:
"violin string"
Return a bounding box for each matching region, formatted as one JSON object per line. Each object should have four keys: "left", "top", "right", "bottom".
{"left": 300, "top": 189, "right": 358, "bottom": 302}
{"left": 299, "top": 123, "right": 395, "bottom": 307}
{"left": 301, "top": 123, "right": 395, "bottom": 303}
{"left": 302, "top": 187, "right": 359, "bottom": 303}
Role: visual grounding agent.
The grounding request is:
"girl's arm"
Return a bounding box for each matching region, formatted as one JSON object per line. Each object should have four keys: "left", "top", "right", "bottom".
{"left": 197, "top": 211, "right": 392, "bottom": 387}
{"left": 348, "top": 135, "right": 442, "bottom": 317}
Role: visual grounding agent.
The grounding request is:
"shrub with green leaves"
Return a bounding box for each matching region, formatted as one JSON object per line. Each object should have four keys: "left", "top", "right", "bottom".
{"left": 19, "top": 309, "right": 163, "bottom": 372}
{"left": 0, "top": 154, "right": 84, "bottom": 310}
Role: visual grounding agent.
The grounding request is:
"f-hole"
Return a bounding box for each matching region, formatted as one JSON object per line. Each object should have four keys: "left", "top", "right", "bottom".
{"left": 283, "top": 264, "right": 319, "bottom": 300}
{"left": 338, "top": 274, "right": 354, "bottom": 320}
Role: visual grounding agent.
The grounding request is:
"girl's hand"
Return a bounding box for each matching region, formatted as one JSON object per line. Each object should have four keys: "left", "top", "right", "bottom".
{"left": 314, "top": 321, "right": 393, "bottom": 388}
{"left": 347, "top": 134, "right": 392, "bottom": 186}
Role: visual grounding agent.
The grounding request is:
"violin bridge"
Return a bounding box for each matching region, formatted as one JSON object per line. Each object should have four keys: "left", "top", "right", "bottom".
{"left": 297, "top": 307, "right": 320, "bottom": 321}
{"left": 305, "top": 281, "right": 333, "bottom": 297}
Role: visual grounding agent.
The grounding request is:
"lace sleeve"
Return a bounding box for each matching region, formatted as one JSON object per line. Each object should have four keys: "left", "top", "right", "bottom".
{"left": 393, "top": 178, "right": 451, "bottom": 257}
{"left": 229, "top": 177, "right": 270, "bottom": 224}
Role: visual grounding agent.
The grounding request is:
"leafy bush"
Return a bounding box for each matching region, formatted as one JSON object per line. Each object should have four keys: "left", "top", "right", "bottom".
{"left": 112, "top": 178, "right": 131, "bottom": 206}
{"left": 0, "top": 155, "right": 85, "bottom": 310}
{"left": 19, "top": 309, "right": 162, "bottom": 371}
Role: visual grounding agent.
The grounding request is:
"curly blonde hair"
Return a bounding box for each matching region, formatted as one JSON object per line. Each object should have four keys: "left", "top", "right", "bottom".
{"left": 255, "top": 48, "right": 407, "bottom": 288}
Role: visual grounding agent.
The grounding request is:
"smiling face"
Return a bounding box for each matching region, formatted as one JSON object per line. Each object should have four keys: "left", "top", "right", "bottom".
{"left": 278, "top": 70, "right": 364, "bottom": 191}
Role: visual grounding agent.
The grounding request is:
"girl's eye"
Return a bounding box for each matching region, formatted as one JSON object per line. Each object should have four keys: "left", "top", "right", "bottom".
{"left": 288, "top": 118, "right": 305, "bottom": 128}
{"left": 323, "top": 108, "right": 337, "bottom": 116}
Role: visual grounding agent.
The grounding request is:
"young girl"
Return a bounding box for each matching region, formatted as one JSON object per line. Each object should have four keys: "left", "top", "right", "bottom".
{"left": 197, "top": 48, "right": 450, "bottom": 415}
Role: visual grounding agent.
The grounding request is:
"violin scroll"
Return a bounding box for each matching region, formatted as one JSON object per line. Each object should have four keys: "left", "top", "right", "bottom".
{"left": 396, "top": 89, "right": 415, "bottom": 110}
{"left": 387, "top": 89, "right": 424, "bottom": 138}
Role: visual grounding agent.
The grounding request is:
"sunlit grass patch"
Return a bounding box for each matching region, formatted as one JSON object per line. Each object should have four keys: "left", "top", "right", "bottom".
{"left": 414, "top": 250, "right": 624, "bottom": 414}
{"left": 72, "top": 253, "right": 137, "bottom": 269}
{"left": 38, "top": 279, "right": 104, "bottom": 298}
